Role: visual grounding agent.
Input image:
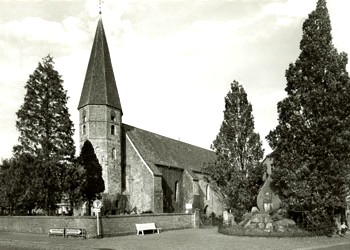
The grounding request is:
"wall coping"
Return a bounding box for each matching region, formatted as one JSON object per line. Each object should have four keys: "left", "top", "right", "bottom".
{"left": 0, "top": 213, "right": 193, "bottom": 219}
{"left": 103, "top": 213, "right": 193, "bottom": 218}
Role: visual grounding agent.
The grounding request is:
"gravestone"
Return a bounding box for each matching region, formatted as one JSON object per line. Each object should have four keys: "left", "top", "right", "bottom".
{"left": 223, "top": 210, "right": 235, "bottom": 226}
{"left": 223, "top": 211, "right": 229, "bottom": 224}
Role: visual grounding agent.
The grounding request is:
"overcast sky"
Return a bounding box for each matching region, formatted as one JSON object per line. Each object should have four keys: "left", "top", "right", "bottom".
{"left": 1, "top": 0, "right": 350, "bottom": 160}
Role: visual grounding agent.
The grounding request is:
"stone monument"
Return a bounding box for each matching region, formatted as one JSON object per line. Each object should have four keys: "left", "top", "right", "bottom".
{"left": 257, "top": 156, "right": 281, "bottom": 213}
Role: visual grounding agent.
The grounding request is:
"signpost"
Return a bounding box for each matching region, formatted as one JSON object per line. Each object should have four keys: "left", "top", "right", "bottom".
{"left": 93, "top": 199, "right": 103, "bottom": 237}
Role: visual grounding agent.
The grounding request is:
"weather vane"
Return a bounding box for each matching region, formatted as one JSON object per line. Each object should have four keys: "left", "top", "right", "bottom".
{"left": 99, "top": 0, "right": 104, "bottom": 15}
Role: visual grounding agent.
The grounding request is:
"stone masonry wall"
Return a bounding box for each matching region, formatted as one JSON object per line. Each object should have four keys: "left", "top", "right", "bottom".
{"left": 196, "top": 173, "right": 223, "bottom": 217}
{"left": 182, "top": 170, "right": 195, "bottom": 210}
{"left": 153, "top": 176, "right": 163, "bottom": 213}
{"left": 125, "top": 135, "right": 154, "bottom": 212}
{"left": 79, "top": 105, "right": 122, "bottom": 211}
{"left": 157, "top": 166, "right": 183, "bottom": 213}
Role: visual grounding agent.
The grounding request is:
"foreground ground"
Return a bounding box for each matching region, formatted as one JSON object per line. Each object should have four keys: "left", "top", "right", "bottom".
{"left": 1, "top": 227, "right": 350, "bottom": 250}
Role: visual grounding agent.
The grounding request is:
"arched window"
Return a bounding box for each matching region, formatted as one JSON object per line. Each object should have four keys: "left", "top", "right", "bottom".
{"left": 111, "top": 125, "right": 115, "bottom": 135}
{"left": 82, "top": 110, "right": 87, "bottom": 123}
{"left": 82, "top": 125, "right": 86, "bottom": 135}
{"left": 206, "top": 184, "right": 210, "bottom": 200}
{"left": 111, "top": 110, "right": 116, "bottom": 121}
{"left": 112, "top": 148, "right": 117, "bottom": 160}
{"left": 175, "top": 181, "right": 179, "bottom": 202}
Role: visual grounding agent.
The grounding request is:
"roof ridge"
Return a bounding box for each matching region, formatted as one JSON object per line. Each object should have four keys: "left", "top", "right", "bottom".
{"left": 123, "top": 123, "right": 213, "bottom": 152}
{"left": 123, "top": 123, "right": 215, "bottom": 175}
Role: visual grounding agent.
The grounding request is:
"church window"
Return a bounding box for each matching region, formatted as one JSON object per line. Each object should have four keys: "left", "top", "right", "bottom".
{"left": 112, "top": 148, "right": 117, "bottom": 160}
{"left": 82, "top": 110, "right": 87, "bottom": 123}
{"left": 111, "top": 125, "right": 115, "bottom": 135}
{"left": 82, "top": 125, "right": 86, "bottom": 135}
{"left": 175, "top": 181, "right": 179, "bottom": 202}
{"left": 111, "top": 111, "right": 116, "bottom": 122}
{"left": 206, "top": 184, "right": 210, "bottom": 200}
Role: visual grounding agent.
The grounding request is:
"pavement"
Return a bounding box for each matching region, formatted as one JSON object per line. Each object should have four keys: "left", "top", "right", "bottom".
{"left": 1, "top": 228, "right": 350, "bottom": 250}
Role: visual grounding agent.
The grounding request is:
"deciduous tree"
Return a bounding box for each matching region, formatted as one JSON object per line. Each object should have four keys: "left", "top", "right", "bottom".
{"left": 0, "top": 155, "right": 39, "bottom": 215}
{"left": 204, "top": 81, "right": 264, "bottom": 220}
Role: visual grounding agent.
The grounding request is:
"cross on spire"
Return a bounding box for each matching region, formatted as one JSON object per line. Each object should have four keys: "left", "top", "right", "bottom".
{"left": 99, "top": 0, "right": 104, "bottom": 15}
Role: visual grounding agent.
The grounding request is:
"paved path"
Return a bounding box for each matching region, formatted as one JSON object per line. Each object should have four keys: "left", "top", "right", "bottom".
{"left": 1, "top": 228, "right": 350, "bottom": 250}
{"left": 315, "top": 244, "right": 350, "bottom": 250}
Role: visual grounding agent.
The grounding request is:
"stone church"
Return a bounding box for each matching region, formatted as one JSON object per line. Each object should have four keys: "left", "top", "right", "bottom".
{"left": 78, "top": 18, "right": 223, "bottom": 215}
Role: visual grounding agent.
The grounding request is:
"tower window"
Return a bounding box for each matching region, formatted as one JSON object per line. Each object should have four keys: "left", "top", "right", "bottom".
{"left": 112, "top": 148, "right": 117, "bottom": 160}
{"left": 111, "top": 125, "right": 115, "bottom": 135}
{"left": 82, "top": 110, "right": 87, "bottom": 123}
{"left": 175, "top": 181, "right": 179, "bottom": 202}
{"left": 82, "top": 125, "right": 86, "bottom": 135}
{"left": 111, "top": 110, "right": 116, "bottom": 122}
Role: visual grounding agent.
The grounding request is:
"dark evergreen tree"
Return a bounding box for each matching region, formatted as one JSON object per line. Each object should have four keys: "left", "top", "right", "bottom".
{"left": 15, "top": 55, "right": 75, "bottom": 214}
{"left": 77, "top": 140, "right": 105, "bottom": 215}
{"left": 267, "top": 0, "right": 350, "bottom": 233}
{"left": 204, "top": 81, "right": 264, "bottom": 220}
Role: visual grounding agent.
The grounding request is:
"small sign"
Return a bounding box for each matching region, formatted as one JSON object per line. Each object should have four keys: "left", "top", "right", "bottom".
{"left": 93, "top": 199, "right": 103, "bottom": 209}
{"left": 185, "top": 203, "right": 192, "bottom": 210}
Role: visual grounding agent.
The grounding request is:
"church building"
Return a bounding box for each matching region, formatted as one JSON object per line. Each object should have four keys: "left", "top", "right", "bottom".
{"left": 78, "top": 18, "right": 223, "bottom": 215}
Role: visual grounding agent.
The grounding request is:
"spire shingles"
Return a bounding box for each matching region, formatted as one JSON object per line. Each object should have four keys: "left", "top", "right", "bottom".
{"left": 78, "top": 18, "right": 122, "bottom": 112}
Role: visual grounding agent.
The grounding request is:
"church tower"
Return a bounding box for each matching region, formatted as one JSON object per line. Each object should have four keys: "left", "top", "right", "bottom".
{"left": 78, "top": 18, "right": 122, "bottom": 207}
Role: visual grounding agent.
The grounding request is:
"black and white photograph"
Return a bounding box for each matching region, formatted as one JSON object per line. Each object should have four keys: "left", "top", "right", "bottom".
{"left": 1, "top": 0, "right": 350, "bottom": 249}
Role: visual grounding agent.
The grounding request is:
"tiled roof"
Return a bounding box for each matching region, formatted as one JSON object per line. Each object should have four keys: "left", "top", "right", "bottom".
{"left": 78, "top": 18, "right": 122, "bottom": 111}
{"left": 124, "top": 124, "right": 215, "bottom": 178}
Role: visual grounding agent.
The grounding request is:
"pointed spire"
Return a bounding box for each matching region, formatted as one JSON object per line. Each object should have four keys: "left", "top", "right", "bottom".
{"left": 78, "top": 18, "right": 122, "bottom": 112}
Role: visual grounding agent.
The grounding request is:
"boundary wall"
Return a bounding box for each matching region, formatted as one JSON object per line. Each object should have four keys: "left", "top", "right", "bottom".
{"left": 0, "top": 211, "right": 199, "bottom": 238}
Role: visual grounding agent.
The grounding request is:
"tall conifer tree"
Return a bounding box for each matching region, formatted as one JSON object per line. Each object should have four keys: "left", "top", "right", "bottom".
{"left": 204, "top": 81, "right": 264, "bottom": 220}
{"left": 15, "top": 55, "right": 75, "bottom": 214}
{"left": 267, "top": 0, "right": 350, "bottom": 231}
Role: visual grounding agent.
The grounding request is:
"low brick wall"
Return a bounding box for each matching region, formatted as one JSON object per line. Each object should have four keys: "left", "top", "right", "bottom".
{"left": 102, "top": 213, "right": 196, "bottom": 237}
{"left": 0, "top": 212, "right": 199, "bottom": 238}
{"left": 0, "top": 216, "right": 96, "bottom": 237}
